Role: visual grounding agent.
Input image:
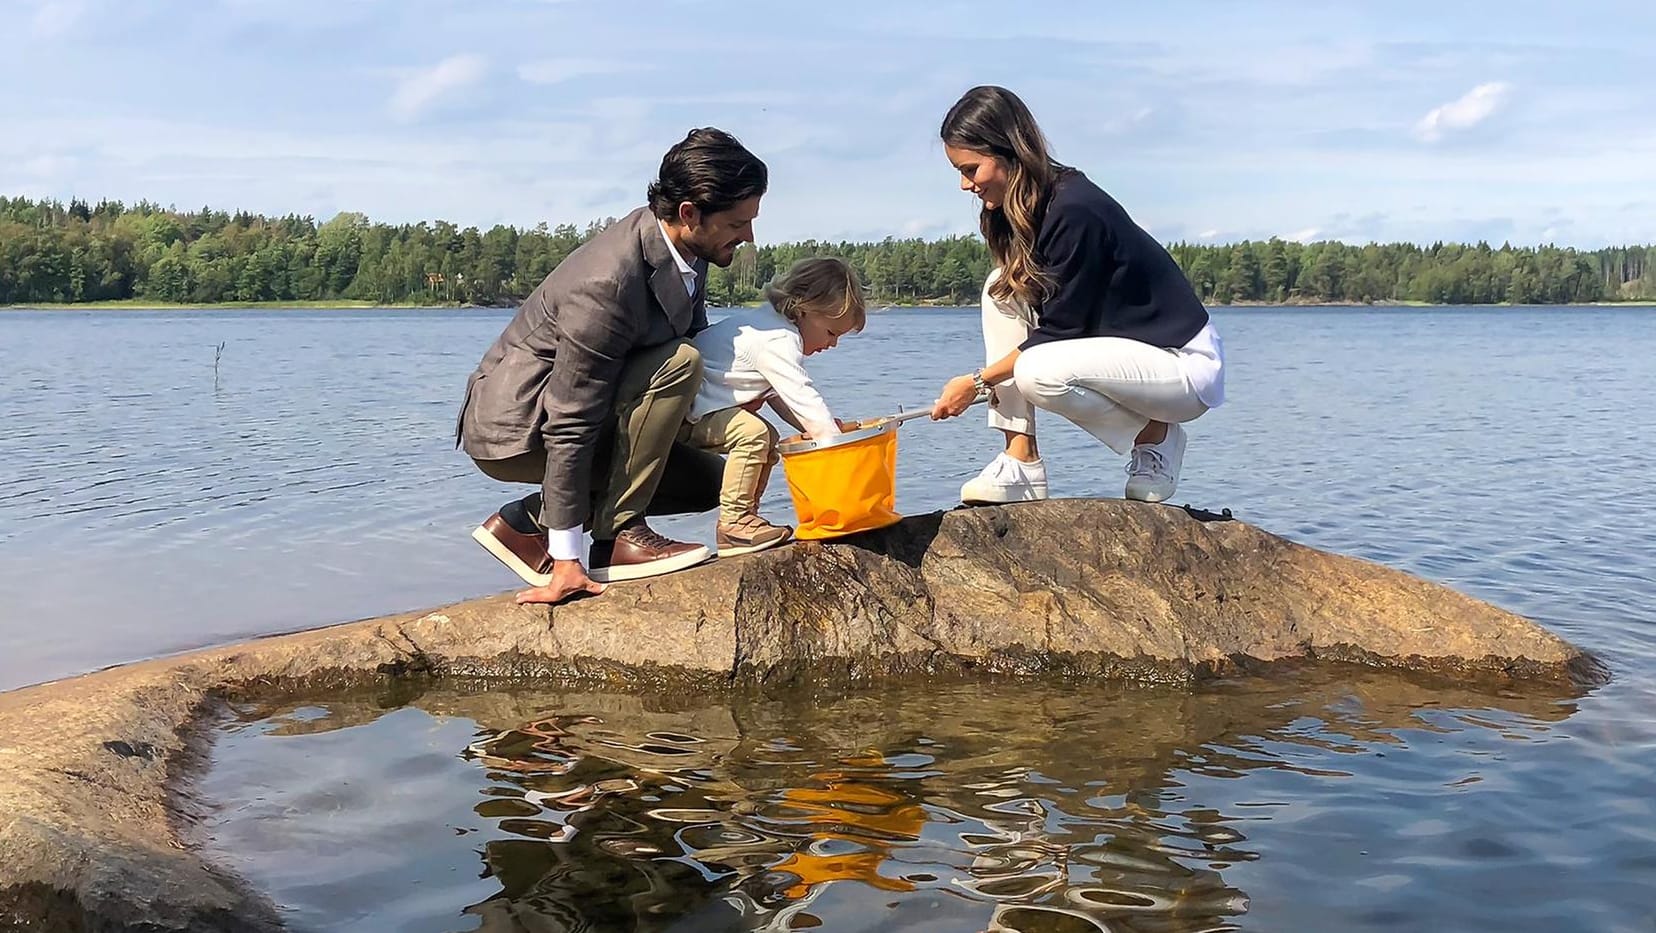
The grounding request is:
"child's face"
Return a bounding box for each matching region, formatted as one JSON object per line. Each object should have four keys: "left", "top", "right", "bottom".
{"left": 798, "top": 312, "right": 853, "bottom": 356}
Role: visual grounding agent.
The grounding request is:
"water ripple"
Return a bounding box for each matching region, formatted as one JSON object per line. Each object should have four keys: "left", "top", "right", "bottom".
{"left": 197, "top": 663, "right": 1641, "bottom": 932}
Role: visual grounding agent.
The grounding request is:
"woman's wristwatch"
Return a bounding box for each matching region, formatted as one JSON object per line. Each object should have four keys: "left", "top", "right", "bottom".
{"left": 970, "top": 369, "right": 990, "bottom": 395}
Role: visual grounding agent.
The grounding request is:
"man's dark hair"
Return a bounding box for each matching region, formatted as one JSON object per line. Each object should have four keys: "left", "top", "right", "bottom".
{"left": 647, "top": 128, "right": 768, "bottom": 220}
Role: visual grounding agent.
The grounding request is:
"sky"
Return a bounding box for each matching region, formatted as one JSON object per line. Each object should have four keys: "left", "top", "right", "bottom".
{"left": 2, "top": 0, "right": 1653, "bottom": 247}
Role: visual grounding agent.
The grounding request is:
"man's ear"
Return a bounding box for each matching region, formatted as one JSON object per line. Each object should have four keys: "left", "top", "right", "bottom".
{"left": 677, "top": 201, "right": 700, "bottom": 228}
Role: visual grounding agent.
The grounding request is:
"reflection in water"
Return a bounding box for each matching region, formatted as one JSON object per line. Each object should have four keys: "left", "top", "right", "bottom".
{"left": 449, "top": 689, "right": 1270, "bottom": 933}
{"left": 203, "top": 666, "right": 1584, "bottom": 932}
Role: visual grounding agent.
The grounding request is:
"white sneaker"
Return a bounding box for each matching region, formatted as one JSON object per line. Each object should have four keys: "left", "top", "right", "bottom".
{"left": 1124, "top": 424, "right": 1186, "bottom": 503}
{"left": 961, "top": 453, "right": 1049, "bottom": 505}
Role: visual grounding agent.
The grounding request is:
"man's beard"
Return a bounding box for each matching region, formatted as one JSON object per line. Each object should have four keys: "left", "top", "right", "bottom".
{"left": 686, "top": 231, "right": 738, "bottom": 268}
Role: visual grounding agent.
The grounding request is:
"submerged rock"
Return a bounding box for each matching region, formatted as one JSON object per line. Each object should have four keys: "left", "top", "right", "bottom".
{"left": 211, "top": 669, "right": 1584, "bottom": 930}
{"left": 0, "top": 499, "right": 1600, "bottom": 931}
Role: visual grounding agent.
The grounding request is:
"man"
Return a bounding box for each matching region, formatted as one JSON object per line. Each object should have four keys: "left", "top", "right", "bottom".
{"left": 457, "top": 128, "right": 766, "bottom": 605}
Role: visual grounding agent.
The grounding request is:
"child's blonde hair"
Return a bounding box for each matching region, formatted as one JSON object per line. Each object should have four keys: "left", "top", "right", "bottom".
{"left": 764, "top": 257, "right": 867, "bottom": 334}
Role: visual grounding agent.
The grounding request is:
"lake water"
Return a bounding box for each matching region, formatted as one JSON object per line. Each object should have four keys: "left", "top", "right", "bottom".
{"left": 5, "top": 305, "right": 1656, "bottom": 930}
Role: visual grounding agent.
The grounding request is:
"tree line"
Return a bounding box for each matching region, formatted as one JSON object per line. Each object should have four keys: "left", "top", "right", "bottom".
{"left": 2, "top": 195, "right": 1652, "bottom": 307}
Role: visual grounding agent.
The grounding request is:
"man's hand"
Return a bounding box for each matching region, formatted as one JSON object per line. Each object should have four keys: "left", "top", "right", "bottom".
{"left": 515, "top": 558, "right": 606, "bottom": 605}
{"left": 931, "top": 374, "right": 980, "bottom": 420}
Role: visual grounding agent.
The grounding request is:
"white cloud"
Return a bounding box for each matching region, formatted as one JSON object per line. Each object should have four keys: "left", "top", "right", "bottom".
{"left": 1286, "top": 227, "right": 1321, "bottom": 243}
{"left": 1199, "top": 40, "right": 1377, "bottom": 88}
{"left": 517, "top": 58, "right": 645, "bottom": 85}
{"left": 389, "top": 55, "right": 487, "bottom": 122}
{"left": 1415, "top": 82, "right": 1511, "bottom": 142}
{"left": 900, "top": 217, "right": 957, "bottom": 238}
{"left": 30, "top": 0, "right": 85, "bottom": 38}
{"left": 20, "top": 154, "right": 75, "bottom": 177}
{"left": 1198, "top": 229, "right": 1221, "bottom": 240}
{"left": 1103, "top": 106, "right": 1159, "bottom": 134}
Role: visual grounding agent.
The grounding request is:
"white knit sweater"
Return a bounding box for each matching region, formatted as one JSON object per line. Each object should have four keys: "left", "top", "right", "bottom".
{"left": 688, "top": 305, "right": 838, "bottom": 437}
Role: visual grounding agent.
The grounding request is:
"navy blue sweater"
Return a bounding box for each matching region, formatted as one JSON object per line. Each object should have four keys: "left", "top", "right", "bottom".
{"left": 1022, "top": 171, "right": 1208, "bottom": 351}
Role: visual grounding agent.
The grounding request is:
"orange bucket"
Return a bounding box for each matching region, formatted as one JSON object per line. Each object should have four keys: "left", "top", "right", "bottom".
{"left": 778, "top": 419, "right": 902, "bottom": 540}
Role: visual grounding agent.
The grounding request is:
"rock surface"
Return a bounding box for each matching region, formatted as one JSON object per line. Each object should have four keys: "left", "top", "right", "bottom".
{"left": 0, "top": 499, "right": 1599, "bottom": 931}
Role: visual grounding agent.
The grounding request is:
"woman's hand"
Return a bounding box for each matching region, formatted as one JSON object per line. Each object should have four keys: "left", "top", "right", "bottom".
{"left": 931, "top": 374, "right": 980, "bottom": 420}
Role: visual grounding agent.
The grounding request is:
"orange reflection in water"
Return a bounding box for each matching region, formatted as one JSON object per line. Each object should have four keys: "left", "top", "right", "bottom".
{"left": 769, "top": 754, "right": 927, "bottom": 900}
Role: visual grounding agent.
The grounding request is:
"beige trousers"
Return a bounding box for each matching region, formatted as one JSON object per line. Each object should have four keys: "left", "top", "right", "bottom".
{"left": 677, "top": 406, "right": 780, "bottom": 525}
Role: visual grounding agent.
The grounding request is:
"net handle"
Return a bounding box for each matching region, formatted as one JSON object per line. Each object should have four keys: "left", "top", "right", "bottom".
{"left": 877, "top": 393, "right": 988, "bottom": 426}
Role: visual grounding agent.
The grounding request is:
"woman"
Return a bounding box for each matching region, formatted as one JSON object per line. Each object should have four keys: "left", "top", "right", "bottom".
{"left": 929, "top": 86, "right": 1224, "bottom": 504}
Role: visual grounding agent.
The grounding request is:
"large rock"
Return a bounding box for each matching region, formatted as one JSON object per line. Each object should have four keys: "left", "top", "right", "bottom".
{"left": 0, "top": 499, "right": 1600, "bottom": 931}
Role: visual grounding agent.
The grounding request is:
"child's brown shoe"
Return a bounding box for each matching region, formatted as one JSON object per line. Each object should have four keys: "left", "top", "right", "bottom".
{"left": 715, "top": 513, "right": 793, "bottom": 557}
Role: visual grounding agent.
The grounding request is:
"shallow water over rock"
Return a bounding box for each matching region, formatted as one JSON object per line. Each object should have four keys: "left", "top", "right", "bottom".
{"left": 198, "top": 665, "right": 1637, "bottom": 932}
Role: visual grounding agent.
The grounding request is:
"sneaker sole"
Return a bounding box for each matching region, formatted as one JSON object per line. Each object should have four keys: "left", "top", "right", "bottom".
{"left": 471, "top": 525, "right": 552, "bottom": 587}
{"left": 717, "top": 535, "right": 792, "bottom": 559}
{"left": 1124, "top": 479, "right": 1178, "bottom": 503}
{"left": 961, "top": 488, "right": 1050, "bottom": 506}
{"left": 589, "top": 545, "right": 715, "bottom": 583}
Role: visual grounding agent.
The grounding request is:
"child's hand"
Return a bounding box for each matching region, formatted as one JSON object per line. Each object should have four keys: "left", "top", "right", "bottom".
{"left": 802, "top": 419, "right": 853, "bottom": 438}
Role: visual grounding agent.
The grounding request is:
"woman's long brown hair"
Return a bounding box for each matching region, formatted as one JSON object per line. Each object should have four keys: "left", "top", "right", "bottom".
{"left": 941, "top": 85, "right": 1070, "bottom": 307}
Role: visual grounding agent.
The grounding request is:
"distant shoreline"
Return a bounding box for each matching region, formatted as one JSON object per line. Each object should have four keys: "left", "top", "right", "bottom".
{"left": 0, "top": 299, "right": 470, "bottom": 311}
{"left": 1213, "top": 299, "right": 1656, "bottom": 309}
{"left": 4, "top": 298, "right": 1654, "bottom": 312}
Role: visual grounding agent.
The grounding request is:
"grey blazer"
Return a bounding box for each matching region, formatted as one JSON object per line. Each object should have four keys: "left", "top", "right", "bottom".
{"left": 456, "top": 206, "right": 708, "bottom": 528}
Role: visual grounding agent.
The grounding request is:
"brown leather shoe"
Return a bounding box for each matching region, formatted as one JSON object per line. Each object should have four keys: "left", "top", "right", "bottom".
{"left": 471, "top": 512, "right": 552, "bottom": 586}
{"left": 716, "top": 513, "right": 793, "bottom": 557}
{"left": 588, "top": 520, "right": 712, "bottom": 583}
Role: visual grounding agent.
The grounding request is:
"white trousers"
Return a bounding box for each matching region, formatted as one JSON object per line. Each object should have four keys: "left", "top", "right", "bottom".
{"left": 981, "top": 275, "right": 1210, "bottom": 455}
